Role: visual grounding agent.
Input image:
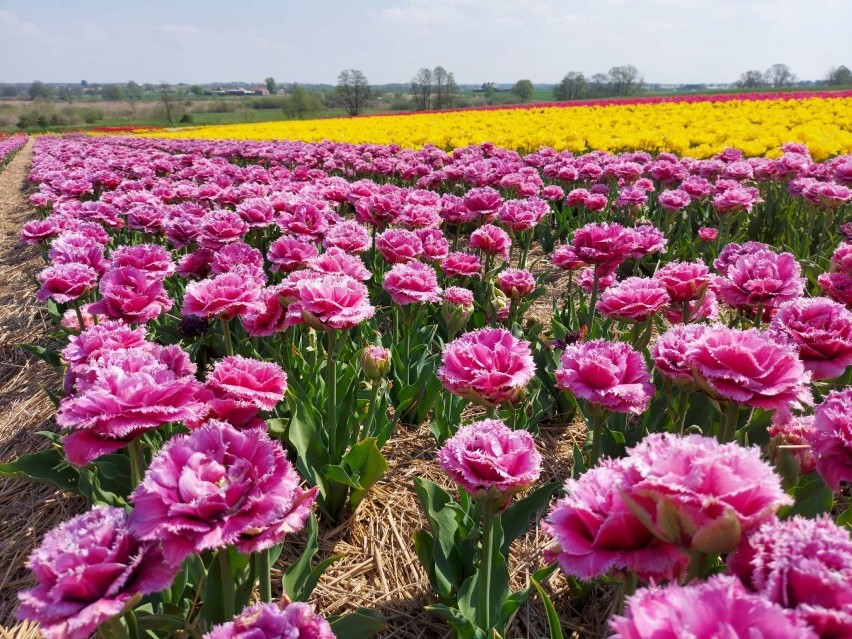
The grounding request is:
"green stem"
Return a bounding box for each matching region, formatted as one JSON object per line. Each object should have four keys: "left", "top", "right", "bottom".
{"left": 256, "top": 549, "right": 272, "bottom": 603}
{"left": 617, "top": 573, "right": 638, "bottom": 615}
{"left": 403, "top": 307, "right": 412, "bottom": 389}
{"left": 72, "top": 299, "right": 86, "bottom": 331}
{"left": 127, "top": 438, "right": 145, "bottom": 488}
{"left": 477, "top": 498, "right": 497, "bottom": 632}
{"left": 218, "top": 549, "right": 235, "bottom": 621}
{"left": 98, "top": 616, "right": 129, "bottom": 639}
{"left": 685, "top": 551, "right": 708, "bottom": 584}
{"left": 588, "top": 266, "right": 601, "bottom": 338}
{"left": 753, "top": 302, "right": 764, "bottom": 330}
{"left": 360, "top": 379, "right": 382, "bottom": 443}
{"left": 676, "top": 388, "right": 694, "bottom": 435}
{"left": 220, "top": 316, "right": 234, "bottom": 357}
{"left": 519, "top": 231, "right": 532, "bottom": 269}
{"left": 326, "top": 330, "right": 338, "bottom": 460}
{"left": 589, "top": 411, "right": 604, "bottom": 467}
{"left": 720, "top": 401, "right": 740, "bottom": 443}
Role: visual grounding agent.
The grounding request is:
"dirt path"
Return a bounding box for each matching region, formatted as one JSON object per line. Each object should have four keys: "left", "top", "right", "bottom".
{"left": 0, "top": 139, "right": 85, "bottom": 635}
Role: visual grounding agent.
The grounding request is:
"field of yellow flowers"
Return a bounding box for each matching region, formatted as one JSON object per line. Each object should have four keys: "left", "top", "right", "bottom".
{"left": 144, "top": 93, "right": 852, "bottom": 160}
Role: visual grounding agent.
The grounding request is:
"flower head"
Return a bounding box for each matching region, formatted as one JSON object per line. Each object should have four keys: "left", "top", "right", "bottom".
{"left": 688, "top": 326, "right": 812, "bottom": 412}
{"left": 810, "top": 389, "right": 852, "bottom": 491}
{"left": 597, "top": 277, "right": 670, "bottom": 323}
{"left": 543, "top": 458, "right": 687, "bottom": 582}
{"left": 207, "top": 356, "right": 287, "bottom": 412}
{"left": 610, "top": 575, "right": 816, "bottom": 639}
{"left": 719, "top": 249, "right": 805, "bottom": 311}
{"left": 298, "top": 274, "right": 375, "bottom": 330}
{"left": 571, "top": 222, "right": 633, "bottom": 267}
{"left": 383, "top": 261, "right": 442, "bottom": 305}
{"left": 129, "top": 421, "right": 316, "bottom": 563}
{"left": 768, "top": 297, "right": 852, "bottom": 380}
{"left": 438, "top": 419, "right": 541, "bottom": 499}
{"left": 17, "top": 507, "right": 179, "bottom": 639}
{"left": 626, "top": 433, "right": 791, "bottom": 553}
{"left": 87, "top": 266, "right": 173, "bottom": 324}
{"left": 438, "top": 327, "right": 535, "bottom": 407}
{"left": 182, "top": 272, "right": 264, "bottom": 320}
{"left": 469, "top": 224, "right": 511, "bottom": 262}
{"left": 728, "top": 516, "right": 852, "bottom": 637}
{"left": 555, "top": 340, "right": 654, "bottom": 414}
{"left": 204, "top": 600, "right": 333, "bottom": 639}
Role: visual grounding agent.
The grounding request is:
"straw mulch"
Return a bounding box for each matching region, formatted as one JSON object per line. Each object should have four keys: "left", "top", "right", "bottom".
{"left": 0, "top": 142, "right": 611, "bottom": 638}
{"left": 0, "top": 140, "right": 88, "bottom": 636}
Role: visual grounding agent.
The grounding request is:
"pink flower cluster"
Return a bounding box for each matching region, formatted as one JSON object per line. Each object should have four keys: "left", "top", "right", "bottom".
{"left": 437, "top": 327, "right": 535, "bottom": 407}
{"left": 544, "top": 433, "right": 790, "bottom": 581}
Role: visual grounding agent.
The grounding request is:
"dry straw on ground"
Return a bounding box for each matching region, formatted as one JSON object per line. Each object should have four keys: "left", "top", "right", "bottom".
{"left": 0, "top": 141, "right": 609, "bottom": 638}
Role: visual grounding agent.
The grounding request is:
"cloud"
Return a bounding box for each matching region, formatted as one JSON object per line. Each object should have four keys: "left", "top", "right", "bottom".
{"left": 0, "top": 8, "right": 45, "bottom": 38}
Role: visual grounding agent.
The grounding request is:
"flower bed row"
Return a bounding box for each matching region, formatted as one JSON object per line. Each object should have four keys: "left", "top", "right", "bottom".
{"left": 2, "top": 134, "right": 851, "bottom": 638}
{"left": 0, "top": 134, "right": 26, "bottom": 169}
{"left": 144, "top": 94, "right": 852, "bottom": 161}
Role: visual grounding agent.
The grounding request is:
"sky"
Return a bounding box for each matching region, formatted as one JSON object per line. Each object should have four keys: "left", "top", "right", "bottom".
{"left": 0, "top": 0, "right": 849, "bottom": 86}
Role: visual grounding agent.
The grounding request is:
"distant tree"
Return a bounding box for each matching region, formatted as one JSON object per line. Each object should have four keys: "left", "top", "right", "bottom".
{"left": 410, "top": 68, "right": 433, "bottom": 110}
{"left": 765, "top": 63, "right": 796, "bottom": 88}
{"left": 445, "top": 72, "right": 459, "bottom": 108}
{"left": 1, "top": 85, "right": 19, "bottom": 98}
{"left": 101, "top": 85, "right": 123, "bottom": 101}
{"left": 336, "top": 69, "right": 370, "bottom": 116}
{"left": 737, "top": 69, "right": 768, "bottom": 88}
{"left": 587, "top": 73, "right": 610, "bottom": 98}
{"left": 511, "top": 79, "right": 535, "bottom": 102}
{"left": 124, "top": 81, "right": 143, "bottom": 114}
{"left": 609, "top": 65, "right": 642, "bottom": 96}
{"left": 27, "top": 81, "right": 52, "bottom": 101}
{"left": 826, "top": 65, "right": 852, "bottom": 86}
{"left": 284, "top": 83, "right": 322, "bottom": 119}
{"left": 188, "top": 84, "right": 205, "bottom": 96}
{"left": 125, "top": 81, "right": 143, "bottom": 100}
{"left": 554, "top": 72, "right": 587, "bottom": 101}
{"left": 81, "top": 80, "right": 88, "bottom": 88}
{"left": 157, "top": 81, "right": 177, "bottom": 123}
{"left": 433, "top": 66, "right": 449, "bottom": 109}
{"left": 265, "top": 77, "right": 277, "bottom": 94}
{"left": 56, "top": 86, "right": 73, "bottom": 102}
{"left": 481, "top": 82, "right": 497, "bottom": 100}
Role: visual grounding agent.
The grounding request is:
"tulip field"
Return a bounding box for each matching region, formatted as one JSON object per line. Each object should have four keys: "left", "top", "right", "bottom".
{"left": 1, "top": 92, "right": 852, "bottom": 638}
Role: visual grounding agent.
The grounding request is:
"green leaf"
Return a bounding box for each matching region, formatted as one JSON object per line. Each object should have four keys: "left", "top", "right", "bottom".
{"left": 328, "top": 608, "right": 387, "bottom": 638}
{"left": 530, "top": 574, "right": 564, "bottom": 639}
{"left": 424, "top": 604, "right": 485, "bottom": 639}
{"left": 571, "top": 443, "right": 586, "bottom": 480}
{"left": 500, "top": 481, "right": 561, "bottom": 552}
{"left": 282, "top": 513, "right": 344, "bottom": 602}
{"left": 0, "top": 448, "right": 79, "bottom": 491}
{"left": 343, "top": 438, "right": 388, "bottom": 509}
{"left": 837, "top": 507, "right": 852, "bottom": 531}
{"left": 285, "top": 400, "right": 328, "bottom": 497}
{"left": 20, "top": 343, "right": 62, "bottom": 368}
{"left": 93, "top": 454, "right": 133, "bottom": 499}
{"left": 456, "top": 516, "right": 509, "bottom": 633}
{"left": 201, "top": 551, "right": 227, "bottom": 627}
{"left": 414, "top": 478, "right": 465, "bottom": 593}
{"left": 783, "top": 473, "right": 834, "bottom": 519}
{"left": 133, "top": 612, "right": 189, "bottom": 633}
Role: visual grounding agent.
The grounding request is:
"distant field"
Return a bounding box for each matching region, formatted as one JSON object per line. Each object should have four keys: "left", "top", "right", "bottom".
{"left": 3, "top": 85, "right": 851, "bottom": 134}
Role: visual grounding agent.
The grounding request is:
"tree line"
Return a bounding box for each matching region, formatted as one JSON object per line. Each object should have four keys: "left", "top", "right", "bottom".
{"left": 7, "top": 61, "right": 850, "bottom": 123}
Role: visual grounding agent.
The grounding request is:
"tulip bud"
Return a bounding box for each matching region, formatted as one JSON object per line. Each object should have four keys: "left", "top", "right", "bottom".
{"left": 360, "top": 345, "right": 391, "bottom": 379}
{"left": 441, "top": 286, "right": 474, "bottom": 336}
